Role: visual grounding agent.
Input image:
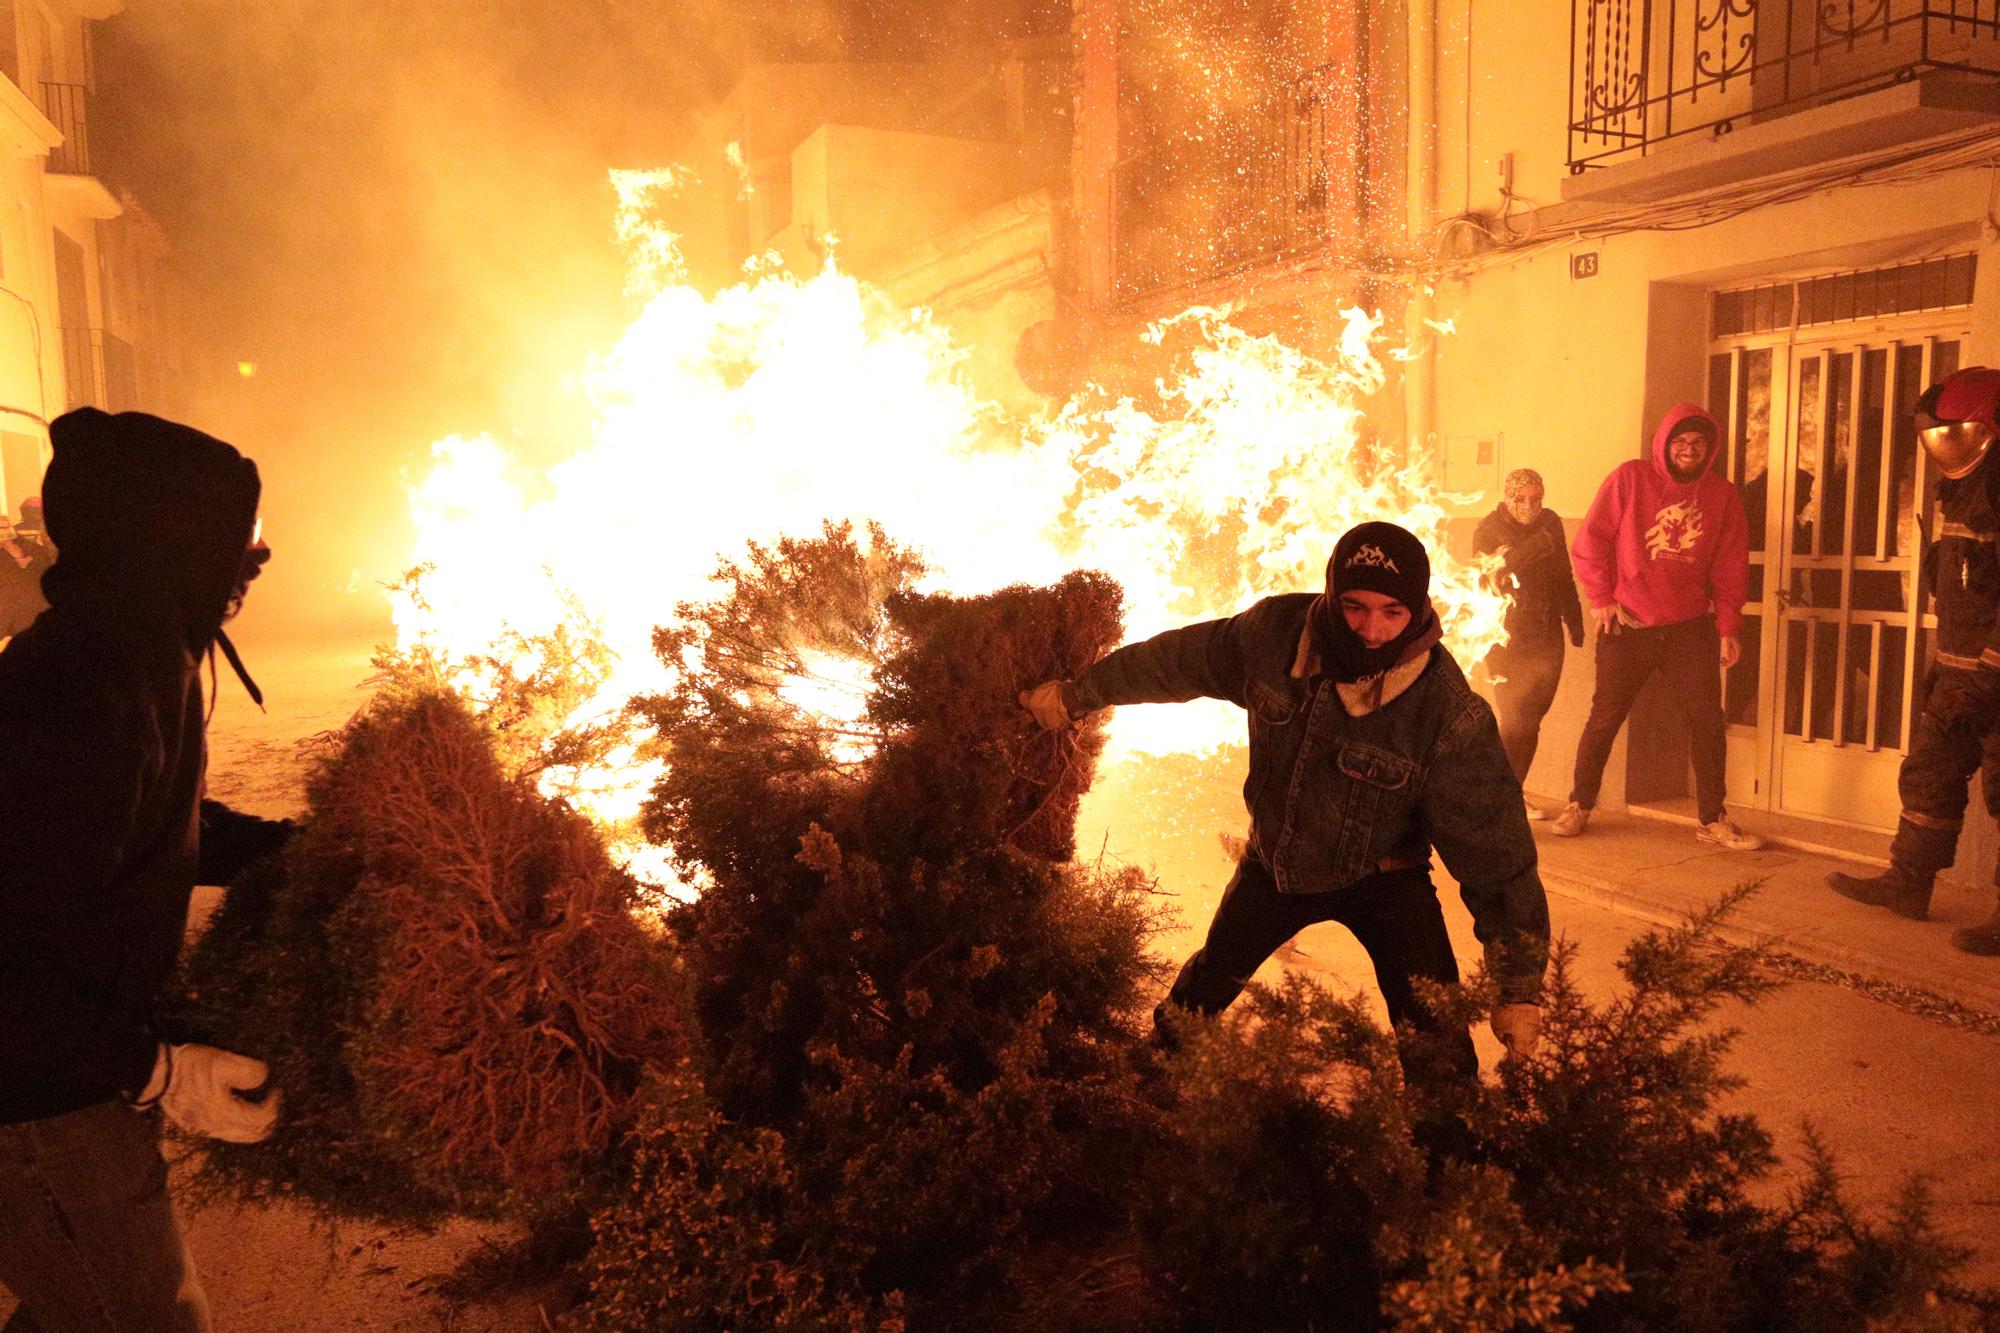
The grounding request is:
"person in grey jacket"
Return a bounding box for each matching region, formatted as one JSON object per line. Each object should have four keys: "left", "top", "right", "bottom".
{"left": 1021, "top": 521, "right": 1550, "bottom": 1075}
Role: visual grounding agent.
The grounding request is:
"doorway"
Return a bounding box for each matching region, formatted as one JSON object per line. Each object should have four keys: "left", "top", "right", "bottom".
{"left": 1709, "top": 256, "right": 1975, "bottom": 831}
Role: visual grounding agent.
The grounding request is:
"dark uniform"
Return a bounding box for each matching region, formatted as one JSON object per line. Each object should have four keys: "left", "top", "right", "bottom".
{"left": 1473, "top": 502, "right": 1584, "bottom": 783}
{"left": 1829, "top": 369, "right": 2000, "bottom": 955}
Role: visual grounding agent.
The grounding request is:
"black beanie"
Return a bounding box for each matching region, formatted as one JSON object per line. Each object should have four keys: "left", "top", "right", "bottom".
{"left": 1327, "top": 521, "right": 1430, "bottom": 610}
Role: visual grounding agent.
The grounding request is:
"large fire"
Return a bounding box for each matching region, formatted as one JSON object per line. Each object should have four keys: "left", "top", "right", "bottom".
{"left": 392, "top": 170, "right": 1507, "bottom": 886}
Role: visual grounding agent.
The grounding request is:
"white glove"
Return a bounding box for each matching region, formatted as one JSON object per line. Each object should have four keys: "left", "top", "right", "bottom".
{"left": 134, "top": 1042, "right": 281, "bottom": 1144}
{"left": 1018, "top": 681, "right": 1072, "bottom": 731}
{"left": 1489, "top": 1003, "right": 1543, "bottom": 1061}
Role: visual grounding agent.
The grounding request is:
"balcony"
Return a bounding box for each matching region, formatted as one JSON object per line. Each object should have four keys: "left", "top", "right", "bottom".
{"left": 61, "top": 327, "right": 137, "bottom": 412}
{"left": 1113, "top": 60, "right": 1366, "bottom": 300}
{"left": 41, "top": 81, "right": 89, "bottom": 176}
{"left": 1569, "top": 0, "right": 2000, "bottom": 176}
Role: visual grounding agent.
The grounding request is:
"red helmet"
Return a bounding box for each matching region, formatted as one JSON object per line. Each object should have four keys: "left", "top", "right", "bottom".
{"left": 1917, "top": 368, "right": 2000, "bottom": 479}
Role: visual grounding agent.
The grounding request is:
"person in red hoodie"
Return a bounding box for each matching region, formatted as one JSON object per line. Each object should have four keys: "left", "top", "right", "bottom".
{"left": 1548, "top": 403, "right": 1764, "bottom": 851}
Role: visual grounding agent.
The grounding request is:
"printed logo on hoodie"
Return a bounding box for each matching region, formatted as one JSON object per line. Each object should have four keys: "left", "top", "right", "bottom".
{"left": 1645, "top": 499, "right": 1704, "bottom": 562}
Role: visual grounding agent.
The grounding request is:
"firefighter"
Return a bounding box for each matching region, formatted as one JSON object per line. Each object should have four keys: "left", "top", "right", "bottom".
{"left": 1019, "top": 521, "right": 1551, "bottom": 1077}
{"left": 1827, "top": 367, "right": 2000, "bottom": 956}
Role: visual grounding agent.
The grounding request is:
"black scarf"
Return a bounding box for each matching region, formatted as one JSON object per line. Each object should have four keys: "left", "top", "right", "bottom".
{"left": 1310, "top": 594, "right": 1443, "bottom": 684}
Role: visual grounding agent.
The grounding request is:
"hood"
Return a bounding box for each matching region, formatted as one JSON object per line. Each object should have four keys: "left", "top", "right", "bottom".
{"left": 39, "top": 408, "right": 261, "bottom": 653}
{"left": 1651, "top": 402, "right": 1723, "bottom": 482}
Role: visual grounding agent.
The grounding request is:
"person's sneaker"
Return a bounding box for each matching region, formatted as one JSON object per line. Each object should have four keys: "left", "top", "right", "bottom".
{"left": 1696, "top": 816, "right": 1764, "bottom": 852}
{"left": 1549, "top": 802, "right": 1589, "bottom": 837}
{"left": 1523, "top": 796, "right": 1548, "bottom": 821}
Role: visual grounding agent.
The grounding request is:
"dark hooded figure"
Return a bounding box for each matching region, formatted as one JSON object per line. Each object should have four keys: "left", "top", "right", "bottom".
{"left": 1019, "top": 521, "right": 1551, "bottom": 1078}
{"left": 0, "top": 409, "right": 294, "bottom": 1332}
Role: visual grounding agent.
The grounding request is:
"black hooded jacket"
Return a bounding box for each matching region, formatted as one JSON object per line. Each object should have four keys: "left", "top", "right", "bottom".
{"left": 0, "top": 409, "right": 286, "bottom": 1123}
{"left": 1473, "top": 505, "right": 1585, "bottom": 651}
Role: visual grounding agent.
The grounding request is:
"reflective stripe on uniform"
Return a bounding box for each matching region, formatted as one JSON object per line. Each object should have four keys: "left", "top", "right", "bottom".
{"left": 1901, "top": 809, "right": 1965, "bottom": 831}
{"left": 1939, "top": 521, "right": 1998, "bottom": 542}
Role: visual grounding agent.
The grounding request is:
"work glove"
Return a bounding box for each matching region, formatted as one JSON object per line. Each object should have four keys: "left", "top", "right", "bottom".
{"left": 1018, "top": 680, "right": 1073, "bottom": 731}
{"left": 1489, "top": 1003, "right": 1542, "bottom": 1061}
{"left": 132, "top": 1042, "right": 281, "bottom": 1144}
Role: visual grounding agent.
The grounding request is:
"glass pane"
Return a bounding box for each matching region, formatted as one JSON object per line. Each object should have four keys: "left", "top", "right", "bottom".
{"left": 1726, "top": 612, "right": 1762, "bottom": 727}
{"left": 1810, "top": 619, "right": 1839, "bottom": 742}
{"left": 1738, "top": 348, "right": 1775, "bottom": 555}
{"left": 1947, "top": 253, "right": 1977, "bottom": 307}
{"left": 1783, "top": 618, "right": 1810, "bottom": 738}
{"left": 1842, "top": 623, "right": 1875, "bottom": 745}
{"left": 1710, "top": 353, "right": 1735, "bottom": 477}
{"left": 1821, "top": 352, "right": 1854, "bottom": 558}
{"left": 1713, "top": 290, "right": 1741, "bottom": 338}
{"left": 1898, "top": 262, "right": 1924, "bottom": 313}
{"left": 1851, "top": 569, "right": 1905, "bottom": 612}
{"left": 1853, "top": 347, "right": 1886, "bottom": 557}
{"left": 1888, "top": 343, "right": 1926, "bottom": 559}
{"left": 1793, "top": 355, "right": 1822, "bottom": 557}
{"left": 1876, "top": 624, "right": 1908, "bottom": 751}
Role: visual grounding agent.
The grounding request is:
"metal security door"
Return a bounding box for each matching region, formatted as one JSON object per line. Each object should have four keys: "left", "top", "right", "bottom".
{"left": 1726, "top": 332, "right": 1960, "bottom": 829}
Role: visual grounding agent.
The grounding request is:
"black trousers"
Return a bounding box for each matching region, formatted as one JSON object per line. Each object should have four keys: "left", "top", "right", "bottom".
{"left": 1569, "top": 616, "right": 1727, "bottom": 823}
{"left": 1489, "top": 639, "right": 1565, "bottom": 783}
{"left": 1159, "top": 856, "right": 1478, "bottom": 1078}
{"left": 1889, "top": 668, "right": 2000, "bottom": 883}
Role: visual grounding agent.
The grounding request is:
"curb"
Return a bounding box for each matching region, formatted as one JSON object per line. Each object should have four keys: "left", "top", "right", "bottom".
{"left": 1537, "top": 861, "right": 2000, "bottom": 1021}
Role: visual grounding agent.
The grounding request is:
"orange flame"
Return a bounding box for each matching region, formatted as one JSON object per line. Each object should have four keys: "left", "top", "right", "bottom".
{"left": 393, "top": 171, "right": 1508, "bottom": 884}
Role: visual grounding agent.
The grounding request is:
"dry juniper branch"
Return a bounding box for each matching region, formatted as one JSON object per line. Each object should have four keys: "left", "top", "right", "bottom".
{"left": 170, "top": 688, "right": 690, "bottom": 1223}
{"left": 575, "top": 527, "right": 1164, "bottom": 1325}
{"left": 1128, "top": 883, "right": 1998, "bottom": 1333}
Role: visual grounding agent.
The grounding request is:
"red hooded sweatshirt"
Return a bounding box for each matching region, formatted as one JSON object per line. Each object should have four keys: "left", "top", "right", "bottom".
{"left": 1569, "top": 403, "right": 1750, "bottom": 637}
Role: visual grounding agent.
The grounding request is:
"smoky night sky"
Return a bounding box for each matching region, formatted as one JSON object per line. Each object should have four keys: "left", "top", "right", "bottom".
{"left": 89, "top": 0, "right": 1064, "bottom": 642}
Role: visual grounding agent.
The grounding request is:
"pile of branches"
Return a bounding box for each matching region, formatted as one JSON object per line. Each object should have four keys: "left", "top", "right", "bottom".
{"left": 575, "top": 523, "right": 1162, "bottom": 1327}
{"left": 169, "top": 688, "right": 689, "bottom": 1225}
{"left": 170, "top": 520, "right": 1996, "bottom": 1330}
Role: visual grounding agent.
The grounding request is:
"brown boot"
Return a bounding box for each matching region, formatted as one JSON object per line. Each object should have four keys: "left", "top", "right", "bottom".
{"left": 1951, "top": 901, "right": 2000, "bottom": 955}
{"left": 1826, "top": 865, "right": 1935, "bottom": 921}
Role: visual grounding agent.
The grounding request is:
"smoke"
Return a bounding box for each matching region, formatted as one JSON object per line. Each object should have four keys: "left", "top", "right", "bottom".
{"left": 89, "top": 0, "right": 1061, "bottom": 649}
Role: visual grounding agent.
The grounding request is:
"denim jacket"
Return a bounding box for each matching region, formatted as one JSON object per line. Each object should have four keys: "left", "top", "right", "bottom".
{"left": 1071, "top": 593, "right": 1549, "bottom": 1004}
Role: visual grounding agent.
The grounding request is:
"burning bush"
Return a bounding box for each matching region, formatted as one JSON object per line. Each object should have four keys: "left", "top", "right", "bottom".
{"left": 169, "top": 687, "right": 690, "bottom": 1224}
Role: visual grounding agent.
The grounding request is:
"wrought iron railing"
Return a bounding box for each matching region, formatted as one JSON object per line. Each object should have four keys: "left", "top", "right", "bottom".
{"left": 1570, "top": 0, "right": 2000, "bottom": 172}
{"left": 1114, "top": 60, "right": 1365, "bottom": 298}
{"left": 41, "top": 82, "right": 90, "bottom": 176}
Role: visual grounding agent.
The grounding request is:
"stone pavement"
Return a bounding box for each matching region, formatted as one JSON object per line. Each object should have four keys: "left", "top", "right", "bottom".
{"left": 1527, "top": 804, "right": 2000, "bottom": 1019}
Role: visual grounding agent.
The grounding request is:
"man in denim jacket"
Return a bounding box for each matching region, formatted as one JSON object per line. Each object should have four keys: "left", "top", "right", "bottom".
{"left": 1022, "top": 522, "right": 1549, "bottom": 1074}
